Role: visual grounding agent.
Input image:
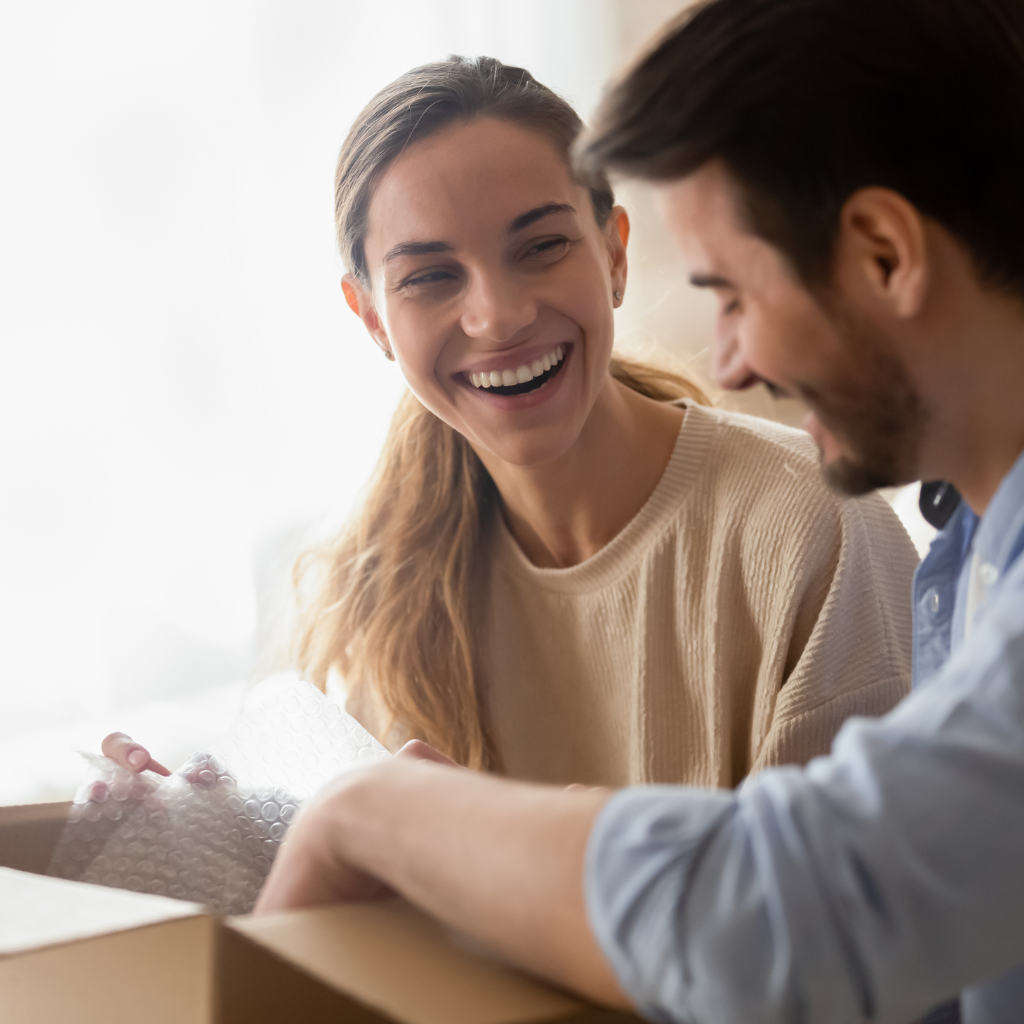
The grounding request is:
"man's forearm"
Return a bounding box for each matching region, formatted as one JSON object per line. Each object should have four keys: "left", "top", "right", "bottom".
{"left": 269, "top": 760, "right": 628, "bottom": 1007}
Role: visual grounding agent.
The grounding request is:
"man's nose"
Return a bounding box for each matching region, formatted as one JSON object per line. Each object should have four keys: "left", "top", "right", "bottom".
{"left": 460, "top": 273, "right": 536, "bottom": 343}
{"left": 713, "top": 327, "right": 760, "bottom": 391}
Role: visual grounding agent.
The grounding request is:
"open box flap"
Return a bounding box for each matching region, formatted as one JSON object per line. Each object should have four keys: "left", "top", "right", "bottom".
{"left": 230, "top": 899, "right": 587, "bottom": 1024}
{"left": 0, "top": 865, "right": 203, "bottom": 957}
{"left": 0, "top": 807, "right": 640, "bottom": 1023}
{"left": 0, "top": 801, "right": 71, "bottom": 875}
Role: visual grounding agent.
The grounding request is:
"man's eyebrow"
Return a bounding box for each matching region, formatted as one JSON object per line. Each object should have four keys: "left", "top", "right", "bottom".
{"left": 689, "top": 272, "right": 736, "bottom": 288}
{"left": 508, "top": 202, "right": 576, "bottom": 234}
{"left": 382, "top": 240, "right": 455, "bottom": 265}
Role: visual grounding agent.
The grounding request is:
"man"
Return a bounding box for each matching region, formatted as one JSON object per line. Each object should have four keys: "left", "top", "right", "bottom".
{"left": 256, "top": 1, "right": 1024, "bottom": 1021}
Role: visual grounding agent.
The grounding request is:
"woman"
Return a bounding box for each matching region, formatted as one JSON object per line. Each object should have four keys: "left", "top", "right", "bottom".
{"left": 106, "top": 56, "right": 918, "bottom": 789}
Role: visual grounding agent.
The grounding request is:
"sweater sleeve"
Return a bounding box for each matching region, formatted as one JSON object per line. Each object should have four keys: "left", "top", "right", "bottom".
{"left": 751, "top": 491, "right": 919, "bottom": 773}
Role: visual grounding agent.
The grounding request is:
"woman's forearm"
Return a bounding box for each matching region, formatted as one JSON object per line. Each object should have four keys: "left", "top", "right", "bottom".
{"left": 259, "top": 759, "right": 628, "bottom": 1008}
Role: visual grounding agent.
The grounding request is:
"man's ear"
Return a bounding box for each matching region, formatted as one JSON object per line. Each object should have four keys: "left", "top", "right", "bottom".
{"left": 837, "top": 188, "right": 929, "bottom": 319}
{"left": 341, "top": 274, "right": 394, "bottom": 359}
{"left": 606, "top": 206, "right": 630, "bottom": 303}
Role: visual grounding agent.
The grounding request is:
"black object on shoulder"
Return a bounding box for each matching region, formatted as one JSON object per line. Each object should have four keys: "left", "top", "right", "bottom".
{"left": 922, "top": 997, "right": 962, "bottom": 1024}
{"left": 919, "top": 481, "right": 962, "bottom": 530}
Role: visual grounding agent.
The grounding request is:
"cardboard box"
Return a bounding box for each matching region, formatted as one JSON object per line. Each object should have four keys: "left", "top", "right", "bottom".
{"left": 0, "top": 802, "right": 639, "bottom": 1023}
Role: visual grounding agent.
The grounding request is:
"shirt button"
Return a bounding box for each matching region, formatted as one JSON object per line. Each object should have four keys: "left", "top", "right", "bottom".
{"left": 979, "top": 562, "right": 1000, "bottom": 587}
{"left": 922, "top": 587, "right": 941, "bottom": 616}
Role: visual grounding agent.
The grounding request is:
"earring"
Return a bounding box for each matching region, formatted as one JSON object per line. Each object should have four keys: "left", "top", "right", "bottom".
{"left": 383, "top": 349, "right": 395, "bottom": 361}
{"left": 613, "top": 290, "right": 622, "bottom": 302}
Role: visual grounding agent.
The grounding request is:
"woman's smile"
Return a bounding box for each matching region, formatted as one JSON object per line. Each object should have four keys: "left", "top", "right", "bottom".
{"left": 460, "top": 340, "right": 570, "bottom": 405}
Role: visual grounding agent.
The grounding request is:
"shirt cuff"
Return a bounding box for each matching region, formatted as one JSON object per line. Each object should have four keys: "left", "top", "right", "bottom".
{"left": 584, "top": 785, "right": 738, "bottom": 1023}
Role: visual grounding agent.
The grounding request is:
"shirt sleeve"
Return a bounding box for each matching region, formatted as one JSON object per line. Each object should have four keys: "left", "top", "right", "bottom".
{"left": 586, "top": 565, "right": 1024, "bottom": 1024}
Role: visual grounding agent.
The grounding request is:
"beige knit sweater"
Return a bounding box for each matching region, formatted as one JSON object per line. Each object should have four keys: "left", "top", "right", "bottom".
{"left": 474, "top": 401, "right": 919, "bottom": 789}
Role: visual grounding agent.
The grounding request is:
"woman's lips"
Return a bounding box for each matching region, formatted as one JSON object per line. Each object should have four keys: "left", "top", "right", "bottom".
{"left": 461, "top": 344, "right": 572, "bottom": 409}
{"left": 461, "top": 342, "right": 567, "bottom": 389}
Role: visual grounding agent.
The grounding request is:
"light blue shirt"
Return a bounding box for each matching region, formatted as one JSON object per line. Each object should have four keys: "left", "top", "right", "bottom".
{"left": 586, "top": 450, "right": 1024, "bottom": 1024}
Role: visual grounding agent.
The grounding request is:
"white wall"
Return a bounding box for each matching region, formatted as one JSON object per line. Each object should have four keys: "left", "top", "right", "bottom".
{"left": 0, "top": 0, "right": 618, "bottom": 745}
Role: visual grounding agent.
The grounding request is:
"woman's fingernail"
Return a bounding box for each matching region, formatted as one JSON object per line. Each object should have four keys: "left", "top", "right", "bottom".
{"left": 128, "top": 750, "right": 147, "bottom": 769}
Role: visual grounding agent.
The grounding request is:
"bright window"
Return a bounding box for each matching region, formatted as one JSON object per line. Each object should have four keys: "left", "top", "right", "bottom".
{"left": 0, "top": 0, "right": 616, "bottom": 801}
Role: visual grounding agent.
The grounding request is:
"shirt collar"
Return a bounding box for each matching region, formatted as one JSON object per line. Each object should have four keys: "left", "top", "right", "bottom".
{"left": 971, "top": 445, "right": 1024, "bottom": 579}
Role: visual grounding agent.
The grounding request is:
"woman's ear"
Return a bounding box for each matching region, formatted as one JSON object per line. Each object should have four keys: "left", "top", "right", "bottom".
{"left": 341, "top": 274, "right": 395, "bottom": 360}
{"left": 606, "top": 206, "right": 630, "bottom": 306}
{"left": 836, "top": 188, "right": 929, "bottom": 320}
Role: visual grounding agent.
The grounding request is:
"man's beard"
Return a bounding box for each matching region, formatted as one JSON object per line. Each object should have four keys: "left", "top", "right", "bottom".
{"left": 800, "top": 312, "right": 928, "bottom": 497}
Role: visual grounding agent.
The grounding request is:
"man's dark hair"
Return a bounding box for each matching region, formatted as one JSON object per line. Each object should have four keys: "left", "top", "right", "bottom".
{"left": 578, "top": 0, "right": 1024, "bottom": 298}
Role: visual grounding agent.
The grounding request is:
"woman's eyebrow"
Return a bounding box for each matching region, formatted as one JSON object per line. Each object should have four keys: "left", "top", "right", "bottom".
{"left": 382, "top": 240, "right": 455, "bottom": 265}
{"left": 507, "top": 202, "right": 576, "bottom": 234}
{"left": 381, "top": 204, "right": 576, "bottom": 264}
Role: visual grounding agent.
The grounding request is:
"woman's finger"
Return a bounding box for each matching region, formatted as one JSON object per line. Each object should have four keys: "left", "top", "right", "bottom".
{"left": 100, "top": 732, "right": 171, "bottom": 775}
{"left": 394, "top": 739, "right": 461, "bottom": 769}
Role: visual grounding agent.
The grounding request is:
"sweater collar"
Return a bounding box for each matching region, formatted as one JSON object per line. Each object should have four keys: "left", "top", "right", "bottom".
{"left": 489, "top": 400, "right": 717, "bottom": 593}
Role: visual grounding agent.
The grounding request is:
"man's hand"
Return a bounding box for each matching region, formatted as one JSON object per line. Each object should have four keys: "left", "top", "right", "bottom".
{"left": 252, "top": 751, "right": 628, "bottom": 1010}
{"left": 255, "top": 772, "right": 390, "bottom": 910}
{"left": 255, "top": 739, "right": 455, "bottom": 912}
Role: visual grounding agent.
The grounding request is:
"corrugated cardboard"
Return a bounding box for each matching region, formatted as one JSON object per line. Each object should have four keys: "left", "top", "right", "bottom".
{"left": 0, "top": 803, "right": 639, "bottom": 1023}
{"left": 0, "top": 870, "right": 215, "bottom": 1024}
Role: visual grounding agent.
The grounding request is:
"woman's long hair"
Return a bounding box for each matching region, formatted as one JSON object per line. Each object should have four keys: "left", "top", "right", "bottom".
{"left": 293, "top": 56, "right": 711, "bottom": 769}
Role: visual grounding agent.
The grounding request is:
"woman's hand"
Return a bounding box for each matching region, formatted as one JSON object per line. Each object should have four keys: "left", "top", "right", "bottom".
{"left": 393, "top": 738, "right": 461, "bottom": 769}
{"left": 100, "top": 732, "right": 171, "bottom": 775}
{"left": 100, "top": 733, "right": 453, "bottom": 777}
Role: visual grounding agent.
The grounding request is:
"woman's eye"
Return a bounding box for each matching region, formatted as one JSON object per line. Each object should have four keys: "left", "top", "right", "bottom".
{"left": 522, "top": 236, "right": 570, "bottom": 260}
{"left": 722, "top": 296, "right": 742, "bottom": 315}
{"left": 403, "top": 269, "right": 457, "bottom": 289}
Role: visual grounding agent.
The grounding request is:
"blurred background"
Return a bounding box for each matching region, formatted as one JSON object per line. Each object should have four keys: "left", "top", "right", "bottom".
{"left": 0, "top": 0, "right": 931, "bottom": 804}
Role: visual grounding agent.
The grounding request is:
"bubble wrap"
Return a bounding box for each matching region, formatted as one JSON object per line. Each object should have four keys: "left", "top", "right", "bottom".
{"left": 47, "top": 676, "right": 389, "bottom": 914}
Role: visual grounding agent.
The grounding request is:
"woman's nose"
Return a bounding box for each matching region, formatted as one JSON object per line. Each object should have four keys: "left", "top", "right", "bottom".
{"left": 460, "top": 273, "right": 536, "bottom": 344}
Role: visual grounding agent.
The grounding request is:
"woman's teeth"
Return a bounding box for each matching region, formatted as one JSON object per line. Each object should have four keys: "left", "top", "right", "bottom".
{"left": 468, "top": 344, "right": 564, "bottom": 389}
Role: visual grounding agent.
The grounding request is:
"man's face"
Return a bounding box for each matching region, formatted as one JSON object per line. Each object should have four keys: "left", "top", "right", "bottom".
{"left": 657, "top": 161, "right": 925, "bottom": 494}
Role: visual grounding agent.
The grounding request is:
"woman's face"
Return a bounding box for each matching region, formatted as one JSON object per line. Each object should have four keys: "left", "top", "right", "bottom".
{"left": 348, "top": 117, "right": 628, "bottom": 468}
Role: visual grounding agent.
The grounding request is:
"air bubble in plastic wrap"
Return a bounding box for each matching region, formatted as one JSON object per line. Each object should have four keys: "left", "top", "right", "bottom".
{"left": 47, "top": 676, "right": 389, "bottom": 914}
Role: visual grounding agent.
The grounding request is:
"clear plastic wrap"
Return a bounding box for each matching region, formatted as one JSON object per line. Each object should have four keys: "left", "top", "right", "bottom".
{"left": 47, "top": 676, "right": 389, "bottom": 914}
